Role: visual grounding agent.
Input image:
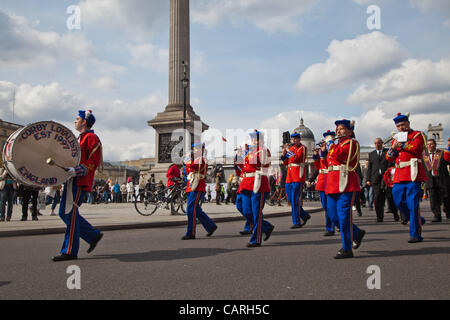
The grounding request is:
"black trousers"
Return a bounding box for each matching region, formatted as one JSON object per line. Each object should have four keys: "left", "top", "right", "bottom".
{"left": 386, "top": 187, "right": 404, "bottom": 221}
{"left": 373, "top": 184, "right": 399, "bottom": 220}
{"left": 429, "top": 177, "right": 450, "bottom": 218}
{"left": 22, "top": 190, "right": 38, "bottom": 218}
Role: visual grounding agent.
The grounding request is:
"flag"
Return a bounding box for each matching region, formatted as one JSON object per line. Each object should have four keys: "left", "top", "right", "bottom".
{"left": 222, "top": 136, "right": 227, "bottom": 142}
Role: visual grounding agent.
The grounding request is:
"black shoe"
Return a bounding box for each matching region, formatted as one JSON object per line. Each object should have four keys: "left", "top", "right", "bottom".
{"left": 181, "top": 235, "right": 195, "bottom": 240}
{"left": 301, "top": 215, "right": 311, "bottom": 226}
{"left": 401, "top": 220, "right": 408, "bottom": 225}
{"left": 239, "top": 230, "right": 252, "bottom": 235}
{"left": 432, "top": 217, "right": 442, "bottom": 223}
{"left": 32, "top": 216, "right": 38, "bottom": 221}
{"left": 246, "top": 243, "right": 261, "bottom": 248}
{"left": 334, "top": 249, "right": 354, "bottom": 259}
{"left": 0, "top": 217, "right": 4, "bottom": 222}
{"left": 394, "top": 215, "right": 400, "bottom": 222}
{"left": 290, "top": 224, "right": 302, "bottom": 229}
{"left": 323, "top": 231, "right": 335, "bottom": 237}
{"left": 52, "top": 254, "right": 78, "bottom": 262}
{"left": 87, "top": 233, "right": 104, "bottom": 254}
{"left": 20, "top": 217, "right": 27, "bottom": 221}
{"left": 6, "top": 217, "right": 11, "bottom": 222}
{"left": 377, "top": 219, "right": 383, "bottom": 223}
{"left": 264, "top": 225, "right": 274, "bottom": 241}
{"left": 408, "top": 237, "right": 422, "bottom": 243}
{"left": 206, "top": 226, "right": 217, "bottom": 237}
{"left": 352, "top": 229, "right": 366, "bottom": 250}
{"left": 357, "top": 212, "right": 362, "bottom": 217}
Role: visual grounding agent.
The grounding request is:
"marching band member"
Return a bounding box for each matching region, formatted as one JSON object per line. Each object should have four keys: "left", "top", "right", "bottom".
{"left": 234, "top": 145, "right": 253, "bottom": 235}
{"left": 325, "top": 120, "right": 366, "bottom": 259}
{"left": 386, "top": 113, "right": 427, "bottom": 243}
{"left": 182, "top": 142, "right": 217, "bottom": 240}
{"left": 281, "top": 132, "right": 311, "bottom": 229}
{"left": 52, "top": 110, "right": 104, "bottom": 262}
{"left": 237, "top": 130, "right": 274, "bottom": 247}
{"left": 312, "top": 131, "right": 337, "bottom": 236}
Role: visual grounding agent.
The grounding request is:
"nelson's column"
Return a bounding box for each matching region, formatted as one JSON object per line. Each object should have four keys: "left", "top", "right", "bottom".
{"left": 148, "top": 0, "right": 208, "bottom": 182}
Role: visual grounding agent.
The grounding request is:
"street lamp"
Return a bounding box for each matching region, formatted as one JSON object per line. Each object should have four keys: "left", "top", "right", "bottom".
{"left": 181, "top": 61, "right": 189, "bottom": 156}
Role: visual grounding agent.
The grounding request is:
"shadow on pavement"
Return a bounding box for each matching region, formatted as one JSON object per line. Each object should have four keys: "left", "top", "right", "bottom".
{"left": 0, "top": 281, "right": 11, "bottom": 287}
{"left": 89, "top": 247, "right": 247, "bottom": 263}
{"left": 358, "top": 246, "right": 450, "bottom": 258}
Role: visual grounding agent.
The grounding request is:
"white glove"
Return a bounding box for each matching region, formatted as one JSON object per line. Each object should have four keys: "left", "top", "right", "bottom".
{"left": 67, "top": 167, "right": 76, "bottom": 178}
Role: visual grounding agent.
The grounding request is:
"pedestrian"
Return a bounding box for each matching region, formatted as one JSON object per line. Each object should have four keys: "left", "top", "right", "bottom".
{"left": 281, "top": 131, "right": 311, "bottom": 229}
{"left": 0, "top": 166, "right": 17, "bottom": 222}
{"left": 112, "top": 182, "right": 120, "bottom": 203}
{"left": 52, "top": 109, "right": 104, "bottom": 262}
{"left": 386, "top": 113, "right": 427, "bottom": 243}
{"left": 237, "top": 130, "right": 274, "bottom": 248}
{"left": 182, "top": 142, "right": 217, "bottom": 240}
{"left": 206, "top": 185, "right": 212, "bottom": 202}
{"left": 120, "top": 182, "right": 127, "bottom": 203}
{"left": 366, "top": 138, "right": 398, "bottom": 222}
{"left": 325, "top": 119, "right": 366, "bottom": 259}
{"left": 423, "top": 138, "right": 450, "bottom": 222}
{"left": 20, "top": 185, "right": 40, "bottom": 221}
{"left": 127, "top": 177, "right": 134, "bottom": 203}
{"left": 45, "top": 185, "right": 61, "bottom": 216}
{"left": 225, "top": 174, "right": 234, "bottom": 204}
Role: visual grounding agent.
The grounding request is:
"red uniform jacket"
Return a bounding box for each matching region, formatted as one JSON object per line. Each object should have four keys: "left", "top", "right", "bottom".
{"left": 185, "top": 157, "right": 208, "bottom": 193}
{"left": 282, "top": 144, "right": 307, "bottom": 183}
{"left": 313, "top": 150, "right": 328, "bottom": 192}
{"left": 386, "top": 130, "right": 427, "bottom": 183}
{"left": 444, "top": 149, "right": 450, "bottom": 162}
{"left": 325, "top": 137, "right": 361, "bottom": 194}
{"left": 166, "top": 164, "right": 181, "bottom": 188}
{"left": 77, "top": 130, "right": 102, "bottom": 192}
{"left": 238, "top": 146, "right": 271, "bottom": 193}
{"left": 383, "top": 168, "right": 395, "bottom": 188}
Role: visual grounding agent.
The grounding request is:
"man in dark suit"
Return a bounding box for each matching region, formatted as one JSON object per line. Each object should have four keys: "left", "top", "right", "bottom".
{"left": 366, "top": 138, "right": 400, "bottom": 222}
{"left": 423, "top": 139, "right": 450, "bottom": 222}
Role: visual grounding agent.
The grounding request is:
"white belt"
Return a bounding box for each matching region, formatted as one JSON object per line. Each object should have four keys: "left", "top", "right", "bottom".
{"left": 396, "top": 159, "right": 422, "bottom": 169}
{"left": 288, "top": 163, "right": 305, "bottom": 168}
{"left": 319, "top": 169, "right": 328, "bottom": 174}
{"left": 243, "top": 172, "right": 268, "bottom": 178}
{"left": 328, "top": 165, "right": 355, "bottom": 172}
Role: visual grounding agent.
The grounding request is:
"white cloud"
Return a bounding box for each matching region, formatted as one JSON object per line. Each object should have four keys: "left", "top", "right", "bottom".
{"left": 192, "top": 0, "right": 317, "bottom": 33}
{"left": 296, "top": 32, "right": 408, "bottom": 92}
{"left": 410, "top": 0, "right": 450, "bottom": 26}
{"left": 100, "top": 128, "right": 155, "bottom": 161}
{"left": 347, "top": 58, "right": 450, "bottom": 105}
{"left": 128, "top": 43, "right": 169, "bottom": 73}
{"left": 77, "top": 0, "right": 168, "bottom": 41}
{"left": 91, "top": 77, "right": 119, "bottom": 91}
{"left": 0, "top": 10, "right": 93, "bottom": 69}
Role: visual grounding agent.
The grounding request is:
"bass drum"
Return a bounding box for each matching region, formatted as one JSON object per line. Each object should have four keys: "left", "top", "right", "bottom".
{"left": 2, "top": 121, "right": 81, "bottom": 188}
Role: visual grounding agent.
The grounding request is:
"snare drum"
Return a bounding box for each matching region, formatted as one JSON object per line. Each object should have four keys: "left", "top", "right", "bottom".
{"left": 2, "top": 121, "right": 81, "bottom": 187}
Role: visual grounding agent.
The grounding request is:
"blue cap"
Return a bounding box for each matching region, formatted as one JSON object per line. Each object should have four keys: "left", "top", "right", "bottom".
{"left": 393, "top": 113, "right": 409, "bottom": 124}
{"left": 335, "top": 119, "right": 354, "bottom": 130}
{"left": 78, "top": 109, "right": 96, "bottom": 127}
{"left": 323, "top": 130, "right": 336, "bottom": 138}
{"left": 192, "top": 142, "right": 203, "bottom": 148}
{"left": 290, "top": 132, "right": 301, "bottom": 138}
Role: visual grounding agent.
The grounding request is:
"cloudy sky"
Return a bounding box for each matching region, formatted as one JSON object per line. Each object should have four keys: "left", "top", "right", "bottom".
{"left": 0, "top": 0, "right": 449, "bottom": 161}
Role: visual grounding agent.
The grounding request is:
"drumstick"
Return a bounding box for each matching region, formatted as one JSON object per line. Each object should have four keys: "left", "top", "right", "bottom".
{"left": 46, "top": 158, "right": 68, "bottom": 171}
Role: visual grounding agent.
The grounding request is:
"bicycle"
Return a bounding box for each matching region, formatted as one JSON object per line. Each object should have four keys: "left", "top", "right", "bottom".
{"left": 134, "top": 178, "right": 187, "bottom": 216}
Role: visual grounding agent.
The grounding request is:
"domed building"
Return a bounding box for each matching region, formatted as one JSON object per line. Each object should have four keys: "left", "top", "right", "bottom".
{"left": 293, "top": 118, "right": 315, "bottom": 155}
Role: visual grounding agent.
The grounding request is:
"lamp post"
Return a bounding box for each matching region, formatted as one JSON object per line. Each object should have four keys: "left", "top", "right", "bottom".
{"left": 181, "top": 61, "right": 189, "bottom": 156}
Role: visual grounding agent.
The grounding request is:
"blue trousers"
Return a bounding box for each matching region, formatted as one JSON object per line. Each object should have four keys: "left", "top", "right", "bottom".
{"left": 240, "top": 190, "right": 273, "bottom": 244}
{"left": 236, "top": 193, "right": 252, "bottom": 232}
{"left": 186, "top": 191, "right": 216, "bottom": 236}
{"left": 327, "top": 192, "right": 362, "bottom": 251}
{"left": 392, "top": 182, "right": 425, "bottom": 240}
{"left": 59, "top": 179, "right": 101, "bottom": 256}
{"left": 320, "top": 191, "right": 335, "bottom": 233}
{"left": 285, "top": 182, "right": 310, "bottom": 225}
